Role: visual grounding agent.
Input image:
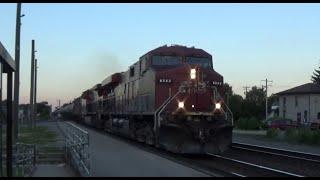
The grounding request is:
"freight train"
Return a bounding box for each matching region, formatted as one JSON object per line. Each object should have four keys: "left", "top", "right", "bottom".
{"left": 54, "top": 45, "right": 234, "bottom": 154}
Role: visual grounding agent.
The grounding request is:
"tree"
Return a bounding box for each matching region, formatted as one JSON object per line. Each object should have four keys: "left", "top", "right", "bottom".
{"left": 36, "top": 103, "right": 51, "bottom": 120}
{"left": 241, "top": 86, "right": 266, "bottom": 120}
{"left": 223, "top": 83, "right": 233, "bottom": 106}
{"left": 311, "top": 66, "right": 320, "bottom": 85}
{"left": 222, "top": 83, "right": 266, "bottom": 122}
{"left": 228, "top": 94, "right": 243, "bottom": 121}
{"left": 222, "top": 83, "right": 244, "bottom": 121}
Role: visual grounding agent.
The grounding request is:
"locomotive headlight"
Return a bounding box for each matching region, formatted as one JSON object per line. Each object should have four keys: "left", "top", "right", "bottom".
{"left": 190, "top": 68, "right": 196, "bottom": 80}
{"left": 178, "top": 101, "right": 184, "bottom": 109}
{"left": 215, "top": 102, "right": 221, "bottom": 110}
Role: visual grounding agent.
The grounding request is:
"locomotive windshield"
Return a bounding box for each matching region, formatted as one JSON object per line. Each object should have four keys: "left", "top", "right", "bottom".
{"left": 186, "top": 57, "right": 212, "bottom": 68}
{"left": 152, "top": 56, "right": 182, "bottom": 66}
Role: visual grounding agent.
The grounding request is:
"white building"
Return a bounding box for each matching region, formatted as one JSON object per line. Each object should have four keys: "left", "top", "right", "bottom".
{"left": 276, "top": 83, "right": 320, "bottom": 125}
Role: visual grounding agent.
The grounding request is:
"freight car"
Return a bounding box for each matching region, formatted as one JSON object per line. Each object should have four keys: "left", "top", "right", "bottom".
{"left": 58, "top": 44, "right": 233, "bottom": 154}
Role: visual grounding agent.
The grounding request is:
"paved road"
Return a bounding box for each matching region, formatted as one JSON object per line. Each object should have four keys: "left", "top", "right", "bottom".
{"left": 32, "top": 164, "right": 76, "bottom": 177}
{"left": 58, "top": 120, "right": 208, "bottom": 177}
{"left": 36, "top": 120, "right": 65, "bottom": 146}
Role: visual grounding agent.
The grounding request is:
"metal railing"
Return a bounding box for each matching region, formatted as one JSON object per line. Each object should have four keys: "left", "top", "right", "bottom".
{"left": 213, "top": 86, "right": 234, "bottom": 126}
{"left": 64, "top": 122, "right": 90, "bottom": 176}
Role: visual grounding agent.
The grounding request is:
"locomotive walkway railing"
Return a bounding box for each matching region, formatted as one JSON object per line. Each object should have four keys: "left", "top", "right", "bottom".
{"left": 212, "top": 86, "right": 234, "bottom": 126}
{"left": 64, "top": 122, "right": 90, "bottom": 177}
{"left": 154, "top": 88, "right": 181, "bottom": 146}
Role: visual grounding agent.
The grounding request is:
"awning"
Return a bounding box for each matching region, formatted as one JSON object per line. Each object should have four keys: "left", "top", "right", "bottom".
{"left": 0, "top": 41, "right": 15, "bottom": 72}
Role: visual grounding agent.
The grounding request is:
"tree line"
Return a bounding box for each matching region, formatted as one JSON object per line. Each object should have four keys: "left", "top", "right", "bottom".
{"left": 223, "top": 83, "right": 278, "bottom": 123}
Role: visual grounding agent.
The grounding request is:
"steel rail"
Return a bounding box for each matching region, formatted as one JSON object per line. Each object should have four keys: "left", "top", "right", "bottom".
{"left": 232, "top": 142, "right": 320, "bottom": 163}
{"left": 207, "top": 153, "right": 304, "bottom": 177}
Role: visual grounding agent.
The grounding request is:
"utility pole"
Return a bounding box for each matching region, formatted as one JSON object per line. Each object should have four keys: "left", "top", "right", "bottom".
{"left": 13, "top": 2, "right": 23, "bottom": 143}
{"left": 243, "top": 86, "right": 250, "bottom": 98}
{"left": 261, "top": 79, "right": 273, "bottom": 122}
{"left": 6, "top": 71, "right": 13, "bottom": 177}
{"left": 29, "top": 40, "right": 35, "bottom": 128}
{"left": 34, "top": 58, "right": 37, "bottom": 127}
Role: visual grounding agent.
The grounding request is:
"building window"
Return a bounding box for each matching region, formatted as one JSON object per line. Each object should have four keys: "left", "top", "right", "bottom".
{"left": 304, "top": 110, "right": 308, "bottom": 123}
{"left": 283, "top": 97, "right": 286, "bottom": 108}
{"left": 297, "top": 112, "right": 301, "bottom": 123}
{"left": 283, "top": 110, "right": 286, "bottom": 119}
{"left": 130, "top": 67, "right": 134, "bottom": 77}
{"left": 295, "top": 96, "right": 298, "bottom": 107}
{"left": 318, "top": 112, "right": 320, "bottom": 120}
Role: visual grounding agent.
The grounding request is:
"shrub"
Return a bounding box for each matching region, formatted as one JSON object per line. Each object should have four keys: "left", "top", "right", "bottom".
{"left": 266, "top": 128, "right": 279, "bottom": 138}
{"left": 247, "top": 117, "right": 261, "bottom": 130}
{"left": 284, "top": 128, "right": 298, "bottom": 143}
{"left": 236, "top": 117, "right": 247, "bottom": 130}
{"left": 298, "top": 128, "right": 312, "bottom": 144}
{"left": 236, "top": 117, "right": 261, "bottom": 130}
{"left": 261, "top": 121, "right": 268, "bottom": 130}
{"left": 284, "top": 128, "right": 320, "bottom": 145}
{"left": 313, "top": 130, "right": 320, "bottom": 144}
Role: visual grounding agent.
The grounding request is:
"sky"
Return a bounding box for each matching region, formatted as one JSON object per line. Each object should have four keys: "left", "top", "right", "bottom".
{"left": 1, "top": 3, "right": 320, "bottom": 109}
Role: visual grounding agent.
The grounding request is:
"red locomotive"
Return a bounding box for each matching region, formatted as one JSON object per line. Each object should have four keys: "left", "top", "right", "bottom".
{"left": 57, "top": 45, "right": 233, "bottom": 154}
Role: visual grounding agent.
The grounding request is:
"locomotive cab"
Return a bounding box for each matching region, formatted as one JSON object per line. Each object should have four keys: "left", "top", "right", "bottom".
{"left": 148, "top": 45, "right": 233, "bottom": 154}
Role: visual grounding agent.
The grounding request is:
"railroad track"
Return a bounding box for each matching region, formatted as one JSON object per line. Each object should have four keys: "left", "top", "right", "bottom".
{"left": 228, "top": 142, "right": 320, "bottom": 177}
{"left": 232, "top": 142, "right": 320, "bottom": 163}
{"left": 61, "top": 120, "right": 318, "bottom": 177}
{"left": 206, "top": 153, "right": 302, "bottom": 177}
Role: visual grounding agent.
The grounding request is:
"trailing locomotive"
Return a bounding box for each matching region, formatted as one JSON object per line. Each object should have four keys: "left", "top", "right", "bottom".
{"left": 56, "top": 45, "right": 233, "bottom": 154}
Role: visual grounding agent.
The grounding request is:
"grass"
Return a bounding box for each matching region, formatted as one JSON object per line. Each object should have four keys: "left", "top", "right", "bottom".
{"left": 1, "top": 125, "right": 62, "bottom": 176}
{"left": 266, "top": 128, "right": 320, "bottom": 146}
{"left": 266, "top": 128, "right": 279, "bottom": 138}
{"left": 1, "top": 165, "right": 27, "bottom": 177}
{"left": 18, "top": 126, "right": 57, "bottom": 145}
{"left": 17, "top": 126, "right": 63, "bottom": 155}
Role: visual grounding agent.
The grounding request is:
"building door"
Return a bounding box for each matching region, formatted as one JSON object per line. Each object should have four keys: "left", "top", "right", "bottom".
{"left": 297, "top": 112, "right": 301, "bottom": 125}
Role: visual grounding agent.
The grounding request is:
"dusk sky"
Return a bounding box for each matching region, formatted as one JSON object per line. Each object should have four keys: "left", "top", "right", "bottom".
{"left": 1, "top": 3, "right": 320, "bottom": 109}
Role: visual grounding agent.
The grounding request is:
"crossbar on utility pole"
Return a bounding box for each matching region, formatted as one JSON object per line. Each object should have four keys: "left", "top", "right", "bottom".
{"left": 261, "top": 79, "right": 273, "bottom": 122}
{"left": 243, "top": 86, "right": 250, "bottom": 98}
{"left": 13, "top": 2, "right": 22, "bottom": 143}
{"left": 29, "top": 40, "right": 35, "bottom": 128}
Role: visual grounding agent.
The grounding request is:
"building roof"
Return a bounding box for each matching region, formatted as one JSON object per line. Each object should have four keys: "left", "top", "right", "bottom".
{"left": 276, "top": 83, "right": 320, "bottom": 95}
